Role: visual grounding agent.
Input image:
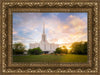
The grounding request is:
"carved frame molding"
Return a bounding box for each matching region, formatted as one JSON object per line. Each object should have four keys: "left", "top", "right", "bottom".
{"left": 1, "top": 1, "right": 99, "bottom": 74}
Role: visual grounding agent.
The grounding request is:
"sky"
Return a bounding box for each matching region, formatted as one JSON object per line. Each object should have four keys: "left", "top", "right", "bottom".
{"left": 13, "top": 12, "right": 87, "bottom": 49}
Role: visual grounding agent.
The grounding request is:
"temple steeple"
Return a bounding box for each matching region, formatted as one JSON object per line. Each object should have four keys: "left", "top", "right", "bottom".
{"left": 43, "top": 23, "right": 45, "bottom": 34}
{"left": 30, "top": 23, "right": 59, "bottom": 53}
{"left": 42, "top": 23, "right": 46, "bottom": 42}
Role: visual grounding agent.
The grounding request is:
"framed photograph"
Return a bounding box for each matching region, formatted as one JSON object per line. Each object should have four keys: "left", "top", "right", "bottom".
{"left": 0, "top": 0, "right": 100, "bottom": 75}
{"left": 13, "top": 12, "right": 88, "bottom": 63}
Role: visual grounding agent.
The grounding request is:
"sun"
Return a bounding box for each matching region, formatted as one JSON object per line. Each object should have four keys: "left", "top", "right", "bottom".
{"left": 67, "top": 47, "right": 71, "bottom": 50}
{"left": 66, "top": 47, "right": 72, "bottom": 53}
{"left": 60, "top": 45, "right": 71, "bottom": 50}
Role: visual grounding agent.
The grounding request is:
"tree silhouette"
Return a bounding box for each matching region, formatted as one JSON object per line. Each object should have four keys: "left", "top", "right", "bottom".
{"left": 13, "top": 42, "right": 25, "bottom": 55}
{"left": 70, "top": 41, "right": 87, "bottom": 55}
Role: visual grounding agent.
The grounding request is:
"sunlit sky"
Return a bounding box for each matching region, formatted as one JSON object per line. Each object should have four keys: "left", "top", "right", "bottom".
{"left": 13, "top": 13, "right": 87, "bottom": 49}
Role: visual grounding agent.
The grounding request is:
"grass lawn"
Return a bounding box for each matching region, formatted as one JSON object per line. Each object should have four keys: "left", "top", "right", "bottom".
{"left": 13, "top": 54, "right": 87, "bottom": 63}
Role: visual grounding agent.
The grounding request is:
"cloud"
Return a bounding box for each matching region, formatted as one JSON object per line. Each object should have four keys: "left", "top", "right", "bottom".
{"left": 48, "top": 38, "right": 58, "bottom": 43}
{"left": 13, "top": 31, "right": 17, "bottom": 35}
{"left": 13, "top": 29, "right": 17, "bottom": 35}
{"left": 13, "top": 13, "right": 43, "bottom": 34}
{"left": 66, "top": 15, "right": 87, "bottom": 32}
{"left": 13, "top": 13, "right": 87, "bottom": 49}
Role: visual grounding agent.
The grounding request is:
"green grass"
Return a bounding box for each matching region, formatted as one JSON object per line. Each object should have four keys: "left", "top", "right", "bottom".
{"left": 13, "top": 54, "right": 87, "bottom": 63}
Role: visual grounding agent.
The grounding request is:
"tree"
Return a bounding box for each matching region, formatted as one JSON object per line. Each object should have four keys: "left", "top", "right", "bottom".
{"left": 54, "top": 46, "right": 68, "bottom": 54}
{"left": 82, "top": 42, "right": 87, "bottom": 54}
{"left": 61, "top": 46, "right": 68, "bottom": 54}
{"left": 13, "top": 42, "right": 26, "bottom": 55}
{"left": 54, "top": 48, "right": 62, "bottom": 54}
{"left": 28, "top": 47, "right": 43, "bottom": 55}
{"left": 70, "top": 41, "right": 87, "bottom": 55}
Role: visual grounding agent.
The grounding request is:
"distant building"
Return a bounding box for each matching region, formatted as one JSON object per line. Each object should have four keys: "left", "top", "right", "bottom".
{"left": 29, "top": 24, "right": 59, "bottom": 54}
{"left": 24, "top": 51, "right": 28, "bottom": 55}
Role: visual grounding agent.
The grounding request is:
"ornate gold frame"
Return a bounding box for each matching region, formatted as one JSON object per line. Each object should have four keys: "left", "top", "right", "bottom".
{"left": 0, "top": 0, "right": 99, "bottom": 74}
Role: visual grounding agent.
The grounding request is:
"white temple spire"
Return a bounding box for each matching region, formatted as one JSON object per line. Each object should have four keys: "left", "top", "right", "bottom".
{"left": 29, "top": 23, "right": 59, "bottom": 53}
{"left": 43, "top": 23, "right": 45, "bottom": 34}
{"left": 42, "top": 23, "right": 46, "bottom": 42}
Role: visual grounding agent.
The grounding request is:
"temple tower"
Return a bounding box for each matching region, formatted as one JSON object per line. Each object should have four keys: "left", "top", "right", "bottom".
{"left": 42, "top": 24, "right": 46, "bottom": 42}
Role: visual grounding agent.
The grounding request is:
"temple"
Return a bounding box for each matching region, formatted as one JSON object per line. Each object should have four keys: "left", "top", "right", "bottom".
{"left": 29, "top": 24, "right": 59, "bottom": 54}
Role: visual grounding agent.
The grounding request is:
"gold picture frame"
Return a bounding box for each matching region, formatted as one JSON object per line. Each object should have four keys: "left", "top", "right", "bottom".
{"left": 0, "top": 0, "right": 99, "bottom": 74}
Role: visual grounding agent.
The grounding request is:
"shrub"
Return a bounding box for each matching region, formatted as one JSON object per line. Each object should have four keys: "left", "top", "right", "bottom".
{"left": 28, "top": 47, "right": 43, "bottom": 55}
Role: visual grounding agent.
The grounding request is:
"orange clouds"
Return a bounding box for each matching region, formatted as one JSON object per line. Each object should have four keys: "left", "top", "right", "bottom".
{"left": 13, "top": 29, "right": 17, "bottom": 35}
{"left": 47, "top": 15, "right": 87, "bottom": 46}
{"left": 13, "top": 13, "right": 87, "bottom": 49}
{"left": 13, "top": 32, "right": 17, "bottom": 34}
{"left": 67, "top": 15, "right": 86, "bottom": 32}
{"left": 63, "top": 25, "right": 69, "bottom": 29}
